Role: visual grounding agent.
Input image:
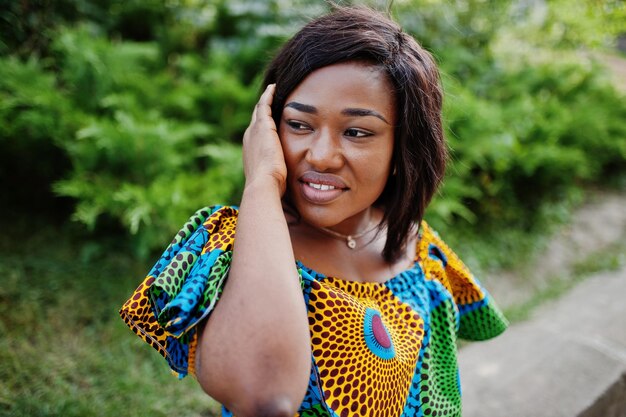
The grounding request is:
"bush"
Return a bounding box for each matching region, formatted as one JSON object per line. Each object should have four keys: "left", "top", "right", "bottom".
{"left": 430, "top": 55, "right": 626, "bottom": 230}
{"left": 399, "top": 0, "right": 626, "bottom": 234}
{"left": 1, "top": 0, "right": 625, "bottom": 259}
{"left": 0, "top": 56, "right": 75, "bottom": 215}
{"left": 48, "top": 25, "right": 249, "bottom": 256}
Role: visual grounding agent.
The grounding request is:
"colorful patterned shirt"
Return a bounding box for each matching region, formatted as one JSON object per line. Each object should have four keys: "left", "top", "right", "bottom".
{"left": 120, "top": 206, "right": 507, "bottom": 417}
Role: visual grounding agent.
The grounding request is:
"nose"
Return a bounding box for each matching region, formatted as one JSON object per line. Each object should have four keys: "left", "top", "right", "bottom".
{"left": 305, "top": 128, "right": 344, "bottom": 171}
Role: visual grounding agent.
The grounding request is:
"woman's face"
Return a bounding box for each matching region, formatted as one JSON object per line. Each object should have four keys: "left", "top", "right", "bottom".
{"left": 279, "top": 61, "right": 396, "bottom": 230}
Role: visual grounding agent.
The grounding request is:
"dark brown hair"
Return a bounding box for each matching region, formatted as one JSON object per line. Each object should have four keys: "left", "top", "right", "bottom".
{"left": 263, "top": 6, "right": 447, "bottom": 262}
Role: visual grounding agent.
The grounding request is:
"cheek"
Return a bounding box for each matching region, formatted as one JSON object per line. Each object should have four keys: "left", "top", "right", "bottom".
{"left": 369, "top": 145, "right": 394, "bottom": 193}
{"left": 365, "top": 139, "right": 394, "bottom": 176}
{"left": 354, "top": 149, "right": 392, "bottom": 188}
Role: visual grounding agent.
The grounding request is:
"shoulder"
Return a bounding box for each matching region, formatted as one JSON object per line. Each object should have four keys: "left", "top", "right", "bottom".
{"left": 415, "top": 220, "right": 509, "bottom": 340}
{"left": 151, "top": 205, "right": 239, "bottom": 274}
{"left": 184, "top": 205, "right": 239, "bottom": 234}
{"left": 416, "top": 220, "right": 457, "bottom": 268}
{"left": 189, "top": 205, "right": 239, "bottom": 252}
{"left": 415, "top": 220, "right": 479, "bottom": 302}
{"left": 201, "top": 205, "right": 239, "bottom": 231}
{"left": 172, "top": 205, "right": 239, "bottom": 238}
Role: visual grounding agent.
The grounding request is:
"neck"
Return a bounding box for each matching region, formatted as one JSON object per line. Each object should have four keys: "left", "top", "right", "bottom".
{"left": 309, "top": 208, "right": 383, "bottom": 250}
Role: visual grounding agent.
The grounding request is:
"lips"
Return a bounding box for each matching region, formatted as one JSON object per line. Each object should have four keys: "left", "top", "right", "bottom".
{"left": 300, "top": 172, "right": 348, "bottom": 188}
{"left": 298, "top": 171, "right": 348, "bottom": 204}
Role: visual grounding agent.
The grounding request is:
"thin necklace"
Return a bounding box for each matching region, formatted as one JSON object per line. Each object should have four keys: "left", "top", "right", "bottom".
{"left": 319, "top": 222, "right": 380, "bottom": 249}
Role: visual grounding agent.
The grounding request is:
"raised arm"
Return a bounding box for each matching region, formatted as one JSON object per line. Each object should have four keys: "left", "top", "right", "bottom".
{"left": 195, "top": 84, "right": 311, "bottom": 417}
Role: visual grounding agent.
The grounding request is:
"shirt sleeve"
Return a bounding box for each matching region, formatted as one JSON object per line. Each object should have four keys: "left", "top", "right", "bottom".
{"left": 418, "top": 222, "right": 508, "bottom": 341}
{"left": 119, "top": 205, "right": 238, "bottom": 378}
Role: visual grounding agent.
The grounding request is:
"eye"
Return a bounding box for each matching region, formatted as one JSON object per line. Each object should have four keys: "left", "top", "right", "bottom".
{"left": 286, "top": 120, "right": 312, "bottom": 131}
{"left": 344, "top": 128, "right": 371, "bottom": 138}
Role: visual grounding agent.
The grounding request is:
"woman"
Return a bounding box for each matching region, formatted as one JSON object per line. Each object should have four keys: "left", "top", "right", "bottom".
{"left": 120, "top": 6, "right": 507, "bottom": 417}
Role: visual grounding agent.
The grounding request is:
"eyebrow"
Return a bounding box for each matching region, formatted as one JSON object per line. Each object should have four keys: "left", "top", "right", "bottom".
{"left": 342, "top": 108, "right": 389, "bottom": 124}
{"left": 284, "top": 102, "right": 317, "bottom": 114}
{"left": 284, "top": 101, "right": 390, "bottom": 124}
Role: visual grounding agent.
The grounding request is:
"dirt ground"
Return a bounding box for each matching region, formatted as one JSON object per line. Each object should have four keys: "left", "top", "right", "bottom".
{"left": 482, "top": 190, "right": 626, "bottom": 309}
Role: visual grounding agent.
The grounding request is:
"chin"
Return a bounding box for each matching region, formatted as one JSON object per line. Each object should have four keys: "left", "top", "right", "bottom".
{"left": 293, "top": 201, "right": 338, "bottom": 228}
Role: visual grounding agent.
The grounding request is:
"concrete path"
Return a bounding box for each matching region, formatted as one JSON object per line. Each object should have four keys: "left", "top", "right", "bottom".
{"left": 459, "top": 263, "right": 626, "bottom": 417}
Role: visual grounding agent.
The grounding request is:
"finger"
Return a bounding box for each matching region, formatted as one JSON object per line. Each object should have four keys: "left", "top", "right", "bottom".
{"left": 260, "top": 83, "right": 276, "bottom": 106}
{"left": 251, "top": 85, "right": 270, "bottom": 121}
{"left": 251, "top": 102, "right": 257, "bottom": 122}
{"left": 255, "top": 84, "right": 276, "bottom": 120}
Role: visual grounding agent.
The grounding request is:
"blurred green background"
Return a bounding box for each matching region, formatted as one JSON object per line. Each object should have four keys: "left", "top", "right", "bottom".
{"left": 1, "top": 1, "right": 625, "bottom": 416}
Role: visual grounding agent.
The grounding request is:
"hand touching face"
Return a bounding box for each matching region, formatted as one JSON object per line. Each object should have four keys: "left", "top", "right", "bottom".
{"left": 242, "top": 84, "right": 288, "bottom": 195}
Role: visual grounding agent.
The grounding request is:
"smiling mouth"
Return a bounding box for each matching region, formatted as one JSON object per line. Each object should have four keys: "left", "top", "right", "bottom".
{"left": 298, "top": 181, "right": 346, "bottom": 204}
{"left": 296, "top": 172, "right": 348, "bottom": 204}
{"left": 306, "top": 182, "right": 337, "bottom": 191}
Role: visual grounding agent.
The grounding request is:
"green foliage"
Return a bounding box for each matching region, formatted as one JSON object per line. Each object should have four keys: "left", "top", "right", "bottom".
{"left": 505, "top": 0, "right": 626, "bottom": 50}
{"left": 392, "top": 0, "right": 626, "bottom": 239}
{"left": 1, "top": 0, "right": 625, "bottom": 260}
{"left": 0, "top": 56, "right": 75, "bottom": 212}
{"left": 432, "top": 54, "right": 626, "bottom": 230}
{"left": 44, "top": 24, "right": 248, "bottom": 255}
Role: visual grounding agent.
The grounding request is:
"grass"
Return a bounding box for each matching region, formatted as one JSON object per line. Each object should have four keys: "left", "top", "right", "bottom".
{"left": 0, "top": 219, "right": 220, "bottom": 417}
{"left": 502, "top": 238, "right": 626, "bottom": 323}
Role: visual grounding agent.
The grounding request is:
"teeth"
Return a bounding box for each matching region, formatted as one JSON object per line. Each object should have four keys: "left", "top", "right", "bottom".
{"left": 308, "top": 182, "right": 336, "bottom": 191}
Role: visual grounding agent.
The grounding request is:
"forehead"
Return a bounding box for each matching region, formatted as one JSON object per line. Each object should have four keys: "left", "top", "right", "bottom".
{"left": 285, "top": 62, "right": 396, "bottom": 121}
